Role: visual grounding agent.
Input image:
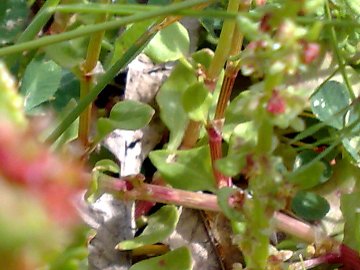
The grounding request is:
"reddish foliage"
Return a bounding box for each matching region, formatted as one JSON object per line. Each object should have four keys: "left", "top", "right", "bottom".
{"left": 0, "top": 122, "right": 86, "bottom": 227}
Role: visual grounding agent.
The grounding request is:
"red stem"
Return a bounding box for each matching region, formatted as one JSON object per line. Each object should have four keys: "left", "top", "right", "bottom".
{"left": 207, "top": 122, "right": 232, "bottom": 188}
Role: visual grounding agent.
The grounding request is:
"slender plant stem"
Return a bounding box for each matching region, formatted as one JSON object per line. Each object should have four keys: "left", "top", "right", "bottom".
{"left": 45, "top": 31, "right": 153, "bottom": 144}
{"left": 207, "top": 122, "right": 231, "bottom": 187}
{"left": 207, "top": 2, "right": 247, "bottom": 188}
{"left": 203, "top": 0, "right": 240, "bottom": 188}
{"left": 324, "top": 0, "right": 355, "bottom": 100}
{"left": 181, "top": 120, "right": 202, "bottom": 149}
{"left": 78, "top": 0, "right": 110, "bottom": 147}
{"left": 207, "top": 0, "right": 241, "bottom": 82}
{"left": 17, "top": 0, "right": 61, "bottom": 43}
{"left": 0, "top": 0, "right": 211, "bottom": 57}
{"left": 101, "top": 175, "right": 331, "bottom": 245}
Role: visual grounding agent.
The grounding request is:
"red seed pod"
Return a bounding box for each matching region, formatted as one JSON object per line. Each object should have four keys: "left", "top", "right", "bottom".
{"left": 267, "top": 90, "right": 286, "bottom": 115}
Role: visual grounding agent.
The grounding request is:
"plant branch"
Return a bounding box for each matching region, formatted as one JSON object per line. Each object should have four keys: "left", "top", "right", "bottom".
{"left": 207, "top": 3, "right": 247, "bottom": 188}
{"left": 324, "top": 0, "right": 356, "bottom": 100}
{"left": 206, "top": 0, "right": 241, "bottom": 83}
{"left": 78, "top": 0, "right": 110, "bottom": 147}
{"left": 100, "top": 175, "right": 330, "bottom": 245}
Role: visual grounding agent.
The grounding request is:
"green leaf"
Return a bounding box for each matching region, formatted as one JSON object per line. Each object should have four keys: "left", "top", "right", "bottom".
{"left": 94, "top": 159, "right": 120, "bottom": 174}
{"left": 116, "top": 205, "right": 179, "bottom": 250}
{"left": 217, "top": 187, "right": 244, "bottom": 221}
{"left": 96, "top": 100, "right": 154, "bottom": 142}
{"left": 291, "top": 191, "right": 330, "bottom": 221}
{"left": 288, "top": 160, "right": 325, "bottom": 190}
{"left": 0, "top": 62, "right": 25, "bottom": 126}
{"left": 341, "top": 192, "right": 360, "bottom": 252}
{"left": 156, "top": 61, "right": 197, "bottom": 150}
{"left": 108, "top": 20, "right": 153, "bottom": 67}
{"left": 182, "top": 82, "right": 212, "bottom": 122}
{"left": 45, "top": 37, "right": 88, "bottom": 69}
{"left": 149, "top": 146, "right": 216, "bottom": 191}
{"left": 20, "top": 56, "right": 62, "bottom": 113}
{"left": 49, "top": 71, "right": 80, "bottom": 112}
{"left": 310, "top": 80, "right": 350, "bottom": 130}
{"left": 192, "top": 48, "right": 215, "bottom": 70}
{"left": 0, "top": 0, "right": 28, "bottom": 44}
{"left": 216, "top": 153, "right": 247, "bottom": 177}
{"left": 144, "top": 22, "right": 190, "bottom": 63}
{"left": 289, "top": 150, "right": 332, "bottom": 189}
{"left": 129, "top": 247, "right": 192, "bottom": 270}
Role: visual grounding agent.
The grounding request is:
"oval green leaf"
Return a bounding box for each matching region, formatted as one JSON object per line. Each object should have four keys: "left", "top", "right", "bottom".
{"left": 156, "top": 61, "right": 196, "bottom": 150}
{"left": 129, "top": 247, "right": 192, "bottom": 270}
{"left": 116, "top": 205, "right": 179, "bottom": 250}
{"left": 310, "top": 80, "right": 350, "bottom": 130}
{"left": 144, "top": 22, "right": 190, "bottom": 63}
{"left": 20, "top": 56, "right": 62, "bottom": 113}
{"left": 96, "top": 100, "right": 154, "bottom": 142}
{"left": 291, "top": 191, "right": 330, "bottom": 221}
{"left": 182, "top": 82, "right": 212, "bottom": 122}
{"left": 291, "top": 150, "right": 332, "bottom": 188}
{"left": 149, "top": 146, "right": 216, "bottom": 192}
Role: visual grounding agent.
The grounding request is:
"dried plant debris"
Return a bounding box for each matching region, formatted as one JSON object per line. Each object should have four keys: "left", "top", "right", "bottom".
{"left": 87, "top": 54, "right": 172, "bottom": 269}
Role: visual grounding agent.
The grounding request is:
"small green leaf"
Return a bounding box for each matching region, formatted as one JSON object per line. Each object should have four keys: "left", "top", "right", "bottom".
{"left": 144, "top": 22, "right": 190, "bottom": 63}
{"left": 310, "top": 81, "right": 350, "bottom": 130}
{"left": 216, "top": 153, "right": 247, "bottom": 177}
{"left": 192, "top": 48, "right": 215, "bottom": 70}
{"left": 156, "top": 61, "right": 196, "bottom": 150}
{"left": 0, "top": 0, "right": 28, "bottom": 44}
{"left": 20, "top": 56, "right": 62, "bottom": 113}
{"left": 45, "top": 37, "right": 88, "bottom": 69}
{"left": 290, "top": 150, "right": 332, "bottom": 188}
{"left": 288, "top": 161, "right": 325, "bottom": 190}
{"left": 182, "top": 82, "right": 212, "bottom": 122}
{"left": 50, "top": 71, "right": 80, "bottom": 112}
{"left": 116, "top": 205, "right": 179, "bottom": 250}
{"left": 217, "top": 187, "right": 244, "bottom": 221}
{"left": 108, "top": 20, "right": 154, "bottom": 66}
{"left": 96, "top": 100, "right": 154, "bottom": 142}
{"left": 291, "top": 191, "right": 330, "bottom": 221}
{"left": 149, "top": 146, "right": 216, "bottom": 191}
{"left": 129, "top": 247, "right": 192, "bottom": 270}
{"left": 341, "top": 192, "right": 360, "bottom": 252}
{"left": 94, "top": 159, "right": 120, "bottom": 174}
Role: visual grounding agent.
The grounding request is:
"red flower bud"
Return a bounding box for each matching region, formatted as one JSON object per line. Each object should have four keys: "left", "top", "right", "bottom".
{"left": 267, "top": 90, "right": 286, "bottom": 115}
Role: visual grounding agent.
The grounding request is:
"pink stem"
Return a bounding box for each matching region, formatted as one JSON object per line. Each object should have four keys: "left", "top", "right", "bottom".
{"left": 102, "top": 175, "right": 326, "bottom": 244}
